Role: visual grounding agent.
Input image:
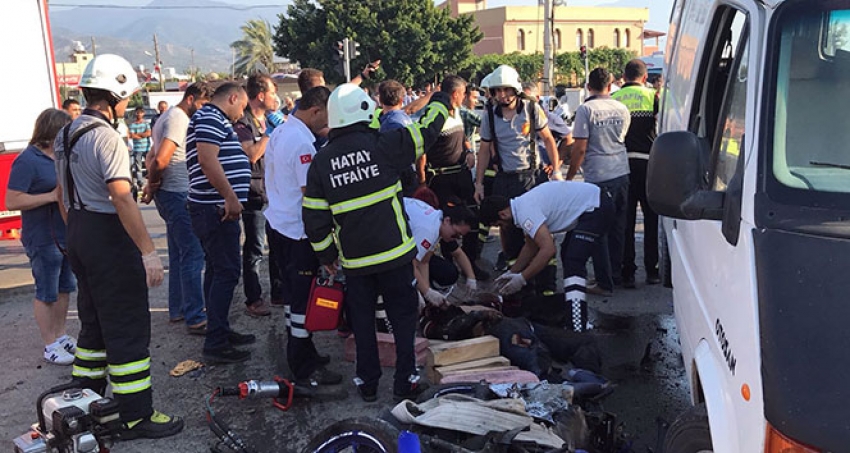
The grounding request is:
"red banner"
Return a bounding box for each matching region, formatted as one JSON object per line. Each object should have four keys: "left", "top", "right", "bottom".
{"left": 58, "top": 74, "right": 81, "bottom": 87}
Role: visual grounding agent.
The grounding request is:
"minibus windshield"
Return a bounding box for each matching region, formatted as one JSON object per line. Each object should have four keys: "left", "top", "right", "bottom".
{"left": 769, "top": 4, "right": 850, "bottom": 206}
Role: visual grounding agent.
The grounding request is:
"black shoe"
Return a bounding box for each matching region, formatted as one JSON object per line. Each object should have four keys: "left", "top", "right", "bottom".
{"left": 203, "top": 346, "right": 251, "bottom": 364}
{"left": 227, "top": 331, "right": 256, "bottom": 345}
{"left": 646, "top": 273, "right": 661, "bottom": 285}
{"left": 393, "top": 380, "right": 430, "bottom": 403}
{"left": 622, "top": 275, "right": 636, "bottom": 289}
{"left": 494, "top": 252, "right": 508, "bottom": 272}
{"left": 472, "top": 264, "right": 491, "bottom": 281}
{"left": 296, "top": 367, "right": 343, "bottom": 387}
{"left": 357, "top": 383, "right": 378, "bottom": 402}
{"left": 121, "top": 410, "right": 184, "bottom": 440}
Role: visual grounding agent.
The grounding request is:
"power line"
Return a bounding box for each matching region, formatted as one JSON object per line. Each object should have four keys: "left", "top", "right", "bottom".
{"left": 50, "top": 3, "right": 283, "bottom": 10}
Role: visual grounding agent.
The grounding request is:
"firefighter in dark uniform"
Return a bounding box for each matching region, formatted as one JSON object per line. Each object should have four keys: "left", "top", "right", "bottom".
{"left": 303, "top": 83, "right": 451, "bottom": 402}
{"left": 54, "top": 54, "right": 183, "bottom": 439}
{"left": 421, "top": 75, "right": 489, "bottom": 281}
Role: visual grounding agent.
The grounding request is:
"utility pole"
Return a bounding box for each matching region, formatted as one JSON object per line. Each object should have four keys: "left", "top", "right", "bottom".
{"left": 342, "top": 37, "right": 351, "bottom": 82}
{"left": 541, "top": 0, "right": 553, "bottom": 96}
{"left": 190, "top": 47, "right": 195, "bottom": 82}
{"left": 90, "top": 36, "right": 96, "bottom": 57}
{"left": 153, "top": 33, "right": 164, "bottom": 91}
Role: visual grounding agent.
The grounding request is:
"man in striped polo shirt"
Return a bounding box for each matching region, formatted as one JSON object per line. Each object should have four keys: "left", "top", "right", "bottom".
{"left": 186, "top": 83, "right": 255, "bottom": 364}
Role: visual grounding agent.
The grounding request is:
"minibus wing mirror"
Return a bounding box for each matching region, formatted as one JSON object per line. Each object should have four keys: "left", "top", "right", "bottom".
{"left": 647, "top": 131, "right": 724, "bottom": 220}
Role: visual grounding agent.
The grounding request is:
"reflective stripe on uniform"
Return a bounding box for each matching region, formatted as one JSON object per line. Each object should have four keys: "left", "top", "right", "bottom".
{"left": 484, "top": 169, "right": 497, "bottom": 177}
{"left": 111, "top": 377, "right": 152, "bottom": 394}
{"left": 311, "top": 233, "right": 334, "bottom": 252}
{"left": 329, "top": 182, "right": 401, "bottom": 215}
{"left": 108, "top": 357, "right": 151, "bottom": 376}
{"left": 406, "top": 123, "right": 424, "bottom": 158}
{"left": 303, "top": 196, "right": 330, "bottom": 210}
{"left": 72, "top": 365, "right": 107, "bottom": 379}
{"left": 341, "top": 237, "right": 416, "bottom": 269}
{"left": 390, "top": 193, "right": 411, "bottom": 244}
{"left": 75, "top": 347, "right": 107, "bottom": 360}
{"left": 407, "top": 103, "right": 449, "bottom": 158}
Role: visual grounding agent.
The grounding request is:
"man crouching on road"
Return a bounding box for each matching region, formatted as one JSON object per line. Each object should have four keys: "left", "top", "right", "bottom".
{"left": 479, "top": 181, "right": 614, "bottom": 332}
{"left": 302, "top": 84, "right": 453, "bottom": 402}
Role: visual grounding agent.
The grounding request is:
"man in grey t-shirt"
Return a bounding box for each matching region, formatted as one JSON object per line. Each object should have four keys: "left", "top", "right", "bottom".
{"left": 143, "top": 83, "right": 213, "bottom": 333}
{"left": 567, "top": 67, "right": 631, "bottom": 293}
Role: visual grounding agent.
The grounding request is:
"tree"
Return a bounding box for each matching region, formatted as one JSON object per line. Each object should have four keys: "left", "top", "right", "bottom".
{"left": 463, "top": 47, "right": 637, "bottom": 88}
{"left": 231, "top": 19, "right": 275, "bottom": 76}
{"left": 273, "top": 0, "right": 483, "bottom": 86}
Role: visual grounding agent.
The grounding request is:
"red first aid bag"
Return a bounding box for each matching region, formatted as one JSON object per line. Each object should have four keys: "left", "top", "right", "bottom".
{"left": 305, "top": 277, "right": 345, "bottom": 332}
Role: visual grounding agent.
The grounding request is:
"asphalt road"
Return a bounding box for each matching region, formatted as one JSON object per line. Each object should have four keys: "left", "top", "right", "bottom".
{"left": 0, "top": 204, "right": 690, "bottom": 453}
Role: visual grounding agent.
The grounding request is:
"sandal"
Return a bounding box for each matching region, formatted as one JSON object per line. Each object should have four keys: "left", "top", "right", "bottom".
{"left": 169, "top": 359, "right": 204, "bottom": 377}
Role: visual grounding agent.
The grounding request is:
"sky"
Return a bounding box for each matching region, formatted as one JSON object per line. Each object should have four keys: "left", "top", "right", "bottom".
{"left": 50, "top": 0, "right": 676, "bottom": 36}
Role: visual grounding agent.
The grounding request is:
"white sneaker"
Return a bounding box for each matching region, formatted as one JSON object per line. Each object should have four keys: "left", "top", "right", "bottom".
{"left": 57, "top": 335, "right": 77, "bottom": 354}
{"left": 44, "top": 343, "right": 74, "bottom": 366}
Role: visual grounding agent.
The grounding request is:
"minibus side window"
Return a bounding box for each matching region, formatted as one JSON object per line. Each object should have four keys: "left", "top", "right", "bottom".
{"left": 689, "top": 7, "right": 748, "bottom": 191}
{"left": 712, "top": 38, "right": 749, "bottom": 191}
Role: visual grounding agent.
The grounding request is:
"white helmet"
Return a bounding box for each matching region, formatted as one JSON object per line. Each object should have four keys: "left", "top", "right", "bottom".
{"left": 78, "top": 54, "right": 139, "bottom": 100}
{"left": 328, "top": 83, "right": 376, "bottom": 129}
{"left": 480, "top": 73, "right": 493, "bottom": 90}
{"left": 487, "top": 65, "right": 522, "bottom": 93}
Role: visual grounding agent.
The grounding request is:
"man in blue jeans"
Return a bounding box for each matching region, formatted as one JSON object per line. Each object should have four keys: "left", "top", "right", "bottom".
{"left": 143, "top": 82, "right": 213, "bottom": 334}
{"left": 186, "top": 83, "right": 254, "bottom": 364}
{"left": 234, "top": 74, "right": 279, "bottom": 318}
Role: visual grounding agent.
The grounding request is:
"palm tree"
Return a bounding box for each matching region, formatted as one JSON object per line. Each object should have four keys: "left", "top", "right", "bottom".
{"left": 231, "top": 19, "right": 275, "bottom": 76}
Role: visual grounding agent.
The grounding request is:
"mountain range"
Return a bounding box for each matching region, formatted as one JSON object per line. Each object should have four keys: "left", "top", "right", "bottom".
{"left": 50, "top": 0, "right": 283, "bottom": 73}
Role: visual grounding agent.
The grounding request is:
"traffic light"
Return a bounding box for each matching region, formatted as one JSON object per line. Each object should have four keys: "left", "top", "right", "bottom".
{"left": 331, "top": 42, "right": 345, "bottom": 76}
{"left": 348, "top": 40, "right": 360, "bottom": 59}
{"left": 580, "top": 45, "right": 587, "bottom": 60}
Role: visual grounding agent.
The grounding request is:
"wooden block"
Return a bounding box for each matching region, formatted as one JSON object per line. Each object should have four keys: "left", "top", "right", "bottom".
{"left": 438, "top": 366, "right": 518, "bottom": 383}
{"left": 439, "top": 369, "right": 540, "bottom": 385}
{"left": 437, "top": 356, "right": 511, "bottom": 373}
{"left": 426, "top": 335, "right": 500, "bottom": 367}
{"left": 344, "top": 334, "right": 430, "bottom": 368}
{"left": 427, "top": 356, "right": 511, "bottom": 382}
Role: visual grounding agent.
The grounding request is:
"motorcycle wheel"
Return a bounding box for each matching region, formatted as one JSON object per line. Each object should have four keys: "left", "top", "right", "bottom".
{"left": 301, "top": 417, "right": 400, "bottom": 453}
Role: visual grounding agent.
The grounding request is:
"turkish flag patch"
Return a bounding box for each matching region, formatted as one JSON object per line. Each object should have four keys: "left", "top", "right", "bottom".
{"left": 421, "top": 239, "right": 432, "bottom": 249}
{"left": 299, "top": 154, "right": 312, "bottom": 164}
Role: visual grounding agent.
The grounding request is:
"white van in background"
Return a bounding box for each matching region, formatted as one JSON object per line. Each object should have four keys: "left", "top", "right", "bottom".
{"left": 648, "top": 0, "right": 850, "bottom": 451}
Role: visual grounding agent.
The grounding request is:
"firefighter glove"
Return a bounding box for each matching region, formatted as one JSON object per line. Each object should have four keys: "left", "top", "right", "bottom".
{"left": 465, "top": 278, "right": 478, "bottom": 291}
{"left": 142, "top": 251, "right": 164, "bottom": 288}
{"left": 496, "top": 272, "right": 526, "bottom": 295}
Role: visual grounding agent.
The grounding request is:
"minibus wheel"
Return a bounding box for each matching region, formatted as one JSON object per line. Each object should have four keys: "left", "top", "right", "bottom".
{"left": 663, "top": 403, "right": 712, "bottom": 453}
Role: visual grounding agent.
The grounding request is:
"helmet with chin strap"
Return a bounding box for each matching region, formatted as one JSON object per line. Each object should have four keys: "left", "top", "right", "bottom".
{"left": 487, "top": 65, "right": 522, "bottom": 95}
{"left": 79, "top": 54, "right": 139, "bottom": 100}
{"left": 328, "top": 83, "right": 376, "bottom": 129}
{"left": 79, "top": 54, "right": 140, "bottom": 127}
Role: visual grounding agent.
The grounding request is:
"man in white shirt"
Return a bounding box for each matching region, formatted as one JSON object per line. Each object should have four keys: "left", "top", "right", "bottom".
{"left": 265, "top": 86, "right": 341, "bottom": 387}
{"left": 479, "top": 181, "right": 614, "bottom": 332}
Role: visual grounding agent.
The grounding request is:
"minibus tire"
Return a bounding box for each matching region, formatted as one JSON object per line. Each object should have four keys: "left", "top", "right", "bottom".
{"left": 659, "top": 225, "right": 673, "bottom": 288}
{"left": 302, "top": 417, "right": 399, "bottom": 453}
{"left": 663, "top": 404, "right": 713, "bottom": 453}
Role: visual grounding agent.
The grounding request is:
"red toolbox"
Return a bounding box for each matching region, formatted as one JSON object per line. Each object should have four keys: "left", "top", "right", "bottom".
{"left": 305, "top": 277, "right": 345, "bottom": 332}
